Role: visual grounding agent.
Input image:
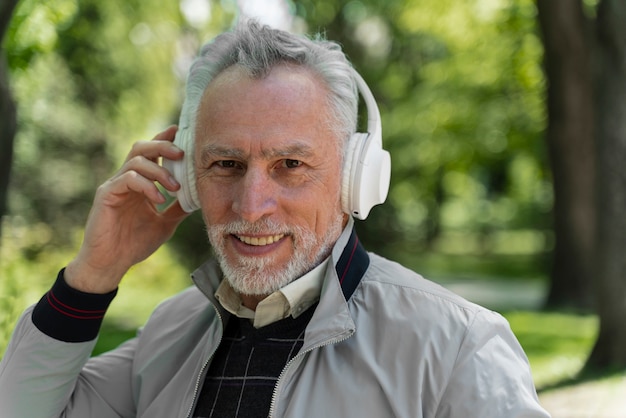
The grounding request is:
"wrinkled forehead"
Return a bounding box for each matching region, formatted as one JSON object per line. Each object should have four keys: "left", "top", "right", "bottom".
{"left": 196, "top": 64, "right": 339, "bottom": 139}
{"left": 193, "top": 63, "right": 342, "bottom": 157}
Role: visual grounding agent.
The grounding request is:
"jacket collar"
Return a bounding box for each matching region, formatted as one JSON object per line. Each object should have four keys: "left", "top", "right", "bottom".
{"left": 334, "top": 225, "right": 369, "bottom": 301}
{"left": 294, "top": 219, "right": 369, "bottom": 351}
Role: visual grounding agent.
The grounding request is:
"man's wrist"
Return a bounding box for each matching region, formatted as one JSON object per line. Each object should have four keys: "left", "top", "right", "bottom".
{"left": 64, "top": 258, "right": 124, "bottom": 294}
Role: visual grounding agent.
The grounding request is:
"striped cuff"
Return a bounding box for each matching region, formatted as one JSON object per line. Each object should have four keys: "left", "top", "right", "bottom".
{"left": 32, "top": 268, "right": 117, "bottom": 342}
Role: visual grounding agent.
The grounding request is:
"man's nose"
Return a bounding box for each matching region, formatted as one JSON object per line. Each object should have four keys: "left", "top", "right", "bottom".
{"left": 231, "top": 168, "right": 278, "bottom": 223}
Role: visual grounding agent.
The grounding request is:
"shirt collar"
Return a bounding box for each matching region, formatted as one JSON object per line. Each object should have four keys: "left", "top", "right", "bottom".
{"left": 215, "top": 217, "right": 355, "bottom": 328}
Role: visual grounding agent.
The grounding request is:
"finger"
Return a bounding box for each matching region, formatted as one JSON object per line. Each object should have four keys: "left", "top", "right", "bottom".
{"left": 124, "top": 139, "right": 184, "bottom": 164}
{"left": 117, "top": 155, "right": 181, "bottom": 192}
{"left": 104, "top": 170, "right": 168, "bottom": 206}
{"left": 152, "top": 125, "right": 178, "bottom": 142}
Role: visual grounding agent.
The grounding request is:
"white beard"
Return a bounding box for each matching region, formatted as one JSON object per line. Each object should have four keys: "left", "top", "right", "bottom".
{"left": 207, "top": 216, "right": 344, "bottom": 296}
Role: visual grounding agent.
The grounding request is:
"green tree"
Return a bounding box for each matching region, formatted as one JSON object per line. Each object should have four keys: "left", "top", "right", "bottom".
{"left": 588, "top": 0, "right": 626, "bottom": 370}
{"left": 0, "top": 0, "right": 20, "bottom": 242}
{"left": 537, "top": 0, "right": 595, "bottom": 312}
{"left": 538, "top": 0, "right": 626, "bottom": 370}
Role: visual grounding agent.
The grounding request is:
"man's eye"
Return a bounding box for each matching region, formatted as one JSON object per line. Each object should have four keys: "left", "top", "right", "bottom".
{"left": 283, "top": 159, "right": 302, "bottom": 169}
{"left": 217, "top": 160, "right": 238, "bottom": 168}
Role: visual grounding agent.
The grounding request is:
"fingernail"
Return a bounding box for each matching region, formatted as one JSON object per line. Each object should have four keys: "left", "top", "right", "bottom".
{"left": 169, "top": 176, "right": 180, "bottom": 187}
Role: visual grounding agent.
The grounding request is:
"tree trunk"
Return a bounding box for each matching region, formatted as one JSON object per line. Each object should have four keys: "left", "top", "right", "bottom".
{"left": 536, "top": 0, "right": 596, "bottom": 310}
{"left": 586, "top": 0, "right": 626, "bottom": 370}
{"left": 0, "top": 0, "right": 20, "bottom": 240}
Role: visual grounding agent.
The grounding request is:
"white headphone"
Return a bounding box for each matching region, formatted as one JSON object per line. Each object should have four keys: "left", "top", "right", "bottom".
{"left": 163, "top": 68, "right": 391, "bottom": 220}
{"left": 342, "top": 71, "right": 391, "bottom": 220}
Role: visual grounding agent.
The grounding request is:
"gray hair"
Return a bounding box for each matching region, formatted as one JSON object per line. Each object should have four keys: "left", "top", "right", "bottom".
{"left": 179, "top": 21, "right": 359, "bottom": 152}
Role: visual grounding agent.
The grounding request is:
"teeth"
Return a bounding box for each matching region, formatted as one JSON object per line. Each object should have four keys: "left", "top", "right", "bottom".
{"left": 237, "top": 234, "right": 285, "bottom": 246}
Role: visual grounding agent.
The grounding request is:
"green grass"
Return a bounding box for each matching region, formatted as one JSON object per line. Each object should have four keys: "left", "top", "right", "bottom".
{"left": 503, "top": 311, "right": 598, "bottom": 389}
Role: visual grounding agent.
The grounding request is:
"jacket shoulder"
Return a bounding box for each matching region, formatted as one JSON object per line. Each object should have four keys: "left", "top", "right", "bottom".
{"left": 361, "top": 252, "right": 485, "bottom": 313}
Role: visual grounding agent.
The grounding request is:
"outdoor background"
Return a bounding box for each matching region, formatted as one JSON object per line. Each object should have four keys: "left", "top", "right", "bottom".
{"left": 1, "top": 0, "right": 625, "bottom": 416}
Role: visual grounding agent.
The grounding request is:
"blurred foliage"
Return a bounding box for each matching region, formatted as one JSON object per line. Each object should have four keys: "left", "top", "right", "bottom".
{"left": 290, "top": 0, "right": 549, "bottom": 259}
{"left": 1, "top": 0, "right": 550, "bottom": 270}
{"left": 3, "top": 0, "right": 233, "bottom": 251}
{"left": 0, "top": 219, "right": 77, "bottom": 351}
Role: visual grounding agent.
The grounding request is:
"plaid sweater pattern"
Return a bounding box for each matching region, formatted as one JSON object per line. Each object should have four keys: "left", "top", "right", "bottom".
{"left": 193, "top": 305, "right": 316, "bottom": 417}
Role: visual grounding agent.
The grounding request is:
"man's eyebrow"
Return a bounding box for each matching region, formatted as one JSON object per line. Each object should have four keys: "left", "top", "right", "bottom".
{"left": 262, "top": 142, "right": 316, "bottom": 159}
{"left": 198, "top": 144, "right": 246, "bottom": 160}
{"left": 197, "top": 141, "right": 316, "bottom": 162}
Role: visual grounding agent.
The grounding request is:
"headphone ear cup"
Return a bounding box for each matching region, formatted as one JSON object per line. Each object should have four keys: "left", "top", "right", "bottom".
{"left": 162, "top": 127, "right": 200, "bottom": 213}
{"left": 341, "top": 133, "right": 362, "bottom": 216}
{"left": 342, "top": 132, "right": 391, "bottom": 220}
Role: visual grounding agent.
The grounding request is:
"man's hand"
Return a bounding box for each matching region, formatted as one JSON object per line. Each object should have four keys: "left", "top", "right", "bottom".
{"left": 65, "top": 126, "right": 190, "bottom": 293}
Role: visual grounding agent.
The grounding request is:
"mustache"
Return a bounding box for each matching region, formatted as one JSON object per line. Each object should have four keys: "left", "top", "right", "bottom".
{"left": 208, "top": 219, "right": 292, "bottom": 236}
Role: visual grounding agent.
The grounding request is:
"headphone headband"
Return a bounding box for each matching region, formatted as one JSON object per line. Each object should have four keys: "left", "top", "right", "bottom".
{"left": 352, "top": 70, "right": 382, "bottom": 147}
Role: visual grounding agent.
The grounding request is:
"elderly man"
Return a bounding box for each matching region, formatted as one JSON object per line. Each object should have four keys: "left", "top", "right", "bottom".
{"left": 0, "top": 21, "right": 550, "bottom": 417}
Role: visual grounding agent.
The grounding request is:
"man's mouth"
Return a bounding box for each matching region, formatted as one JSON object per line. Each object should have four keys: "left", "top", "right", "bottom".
{"left": 235, "top": 234, "right": 285, "bottom": 246}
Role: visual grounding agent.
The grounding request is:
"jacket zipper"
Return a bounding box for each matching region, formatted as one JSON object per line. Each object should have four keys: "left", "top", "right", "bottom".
{"left": 184, "top": 307, "right": 224, "bottom": 418}
{"left": 268, "top": 331, "right": 354, "bottom": 417}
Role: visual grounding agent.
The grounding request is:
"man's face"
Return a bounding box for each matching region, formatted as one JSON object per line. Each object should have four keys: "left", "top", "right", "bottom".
{"left": 194, "top": 64, "right": 346, "bottom": 296}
